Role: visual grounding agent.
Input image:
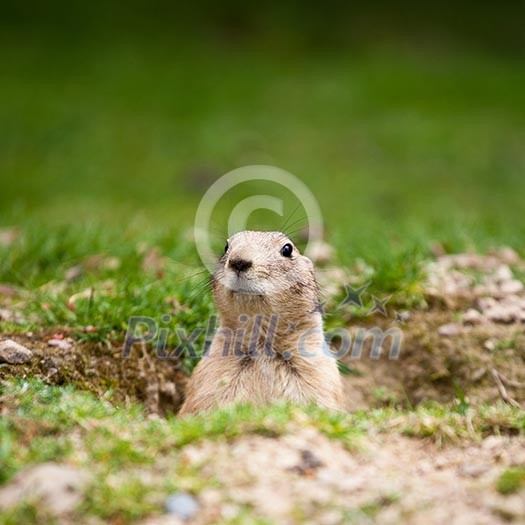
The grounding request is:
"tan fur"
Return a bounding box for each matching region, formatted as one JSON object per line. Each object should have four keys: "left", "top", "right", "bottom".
{"left": 179, "top": 231, "right": 344, "bottom": 416}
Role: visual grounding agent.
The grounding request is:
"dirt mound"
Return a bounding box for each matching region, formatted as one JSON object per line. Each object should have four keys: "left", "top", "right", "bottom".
{"left": 340, "top": 311, "right": 525, "bottom": 410}
{"left": 0, "top": 333, "right": 187, "bottom": 415}
{"left": 341, "top": 250, "right": 525, "bottom": 410}
{"left": 167, "top": 428, "right": 525, "bottom": 524}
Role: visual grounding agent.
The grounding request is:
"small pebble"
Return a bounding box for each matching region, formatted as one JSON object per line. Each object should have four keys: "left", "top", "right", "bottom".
{"left": 484, "top": 340, "right": 496, "bottom": 351}
{"left": 485, "top": 305, "right": 520, "bottom": 324}
{"left": 0, "top": 463, "right": 89, "bottom": 515}
{"left": 463, "top": 308, "right": 484, "bottom": 325}
{"left": 0, "top": 285, "right": 18, "bottom": 297}
{"left": 307, "top": 240, "right": 334, "bottom": 266}
{"left": 490, "top": 494, "right": 525, "bottom": 521}
{"left": 482, "top": 435, "right": 506, "bottom": 450}
{"left": 495, "top": 246, "right": 521, "bottom": 265}
{"left": 165, "top": 492, "right": 199, "bottom": 520}
{"left": 457, "top": 463, "right": 491, "bottom": 478}
{"left": 493, "top": 265, "right": 513, "bottom": 283}
{"left": 500, "top": 280, "right": 524, "bottom": 295}
{"left": 0, "top": 339, "right": 32, "bottom": 364}
{"left": 438, "top": 323, "right": 462, "bottom": 337}
{"left": 478, "top": 297, "right": 497, "bottom": 310}
{"left": 64, "top": 265, "right": 83, "bottom": 282}
{"left": 471, "top": 367, "right": 486, "bottom": 381}
{"left": 48, "top": 338, "right": 73, "bottom": 350}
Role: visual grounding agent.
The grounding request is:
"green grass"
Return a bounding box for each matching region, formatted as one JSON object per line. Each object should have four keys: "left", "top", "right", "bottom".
{"left": 0, "top": 502, "right": 55, "bottom": 525}
{"left": 0, "top": 380, "right": 523, "bottom": 523}
{"left": 1, "top": 24, "right": 525, "bottom": 348}
{"left": 497, "top": 467, "right": 525, "bottom": 495}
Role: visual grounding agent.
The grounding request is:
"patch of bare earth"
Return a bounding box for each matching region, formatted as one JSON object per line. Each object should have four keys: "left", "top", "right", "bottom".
{"left": 339, "top": 248, "right": 525, "bottom": 411}
{"left": 0, "top": 333, "right": 187, "bottom": 415}
{"left": 154, "top": 428, "right": 525, "bottom": 524}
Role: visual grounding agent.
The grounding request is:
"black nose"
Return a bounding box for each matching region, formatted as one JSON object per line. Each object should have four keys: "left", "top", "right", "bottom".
{"left": 229, "top": 257, "right": 252, "bottom": 273}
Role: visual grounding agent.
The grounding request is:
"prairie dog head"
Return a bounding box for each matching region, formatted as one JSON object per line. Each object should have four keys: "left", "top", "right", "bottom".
{"left": 212, "top": 231, "right": 319, "bottom": 319}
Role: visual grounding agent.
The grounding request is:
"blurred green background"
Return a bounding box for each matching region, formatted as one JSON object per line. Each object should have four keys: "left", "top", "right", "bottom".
{"left": 2, "top": 0, "right": 524, "bottom": 227}
{"left": 1, "top": 0, "right": 524, "bottom": 337}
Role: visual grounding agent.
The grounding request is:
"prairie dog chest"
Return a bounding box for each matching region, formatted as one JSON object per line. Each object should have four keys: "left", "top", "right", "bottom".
{"left": 230, "top": 354, "right": 314, "bottom": 402}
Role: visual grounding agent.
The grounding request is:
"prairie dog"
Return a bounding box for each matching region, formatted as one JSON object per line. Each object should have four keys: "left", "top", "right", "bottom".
{"left": 179, "top": 230, "right": 344, "bottom": 416}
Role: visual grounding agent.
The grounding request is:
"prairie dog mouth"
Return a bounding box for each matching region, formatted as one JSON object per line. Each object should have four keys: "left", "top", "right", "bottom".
{"left": 225, "top": 272, "right": 266, "bottom": 295}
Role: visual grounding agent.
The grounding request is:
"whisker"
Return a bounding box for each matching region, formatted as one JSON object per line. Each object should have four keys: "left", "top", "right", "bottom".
{"left": 281, "top": 216, "right": 308, "bottom": 239}
{"left": 170, "top": 268, "right": 210, "bottom": 286}
{"left": 280, "top": 202, "right": 303, "bottom": 233}
{"left": 184, "top": 274, "right": 214, "bottom": 302}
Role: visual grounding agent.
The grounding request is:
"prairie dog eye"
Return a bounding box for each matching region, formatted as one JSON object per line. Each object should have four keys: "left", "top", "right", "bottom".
{"left": 280, "top": 243, "right": 293, "bottom": 258}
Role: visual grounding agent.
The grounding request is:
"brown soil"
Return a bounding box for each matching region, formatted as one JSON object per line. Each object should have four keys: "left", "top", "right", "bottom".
{"left": 340, "top": 310, "right": 525, "bottom": 411}
{"left": 168, "top": 430, "right": 525, "bottom": 525}
{"left": 0, "top": 331, "right": 187, "bottom": 416}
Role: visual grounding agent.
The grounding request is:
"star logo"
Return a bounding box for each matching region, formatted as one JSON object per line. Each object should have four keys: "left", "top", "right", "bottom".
{"left": 340, "top": 282, "right": 370, "bottom": 309}
{"left": 368, "top": 295, "right": 390, "bottom": 316}
{"left": 282, "top": 350, "right": 293, "bottom": 360}
{"left": 311, "top": 300, "right": 327, "bottom": 315}
{"left": 394, "top": 310, "right": 409, "bottom": 324}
